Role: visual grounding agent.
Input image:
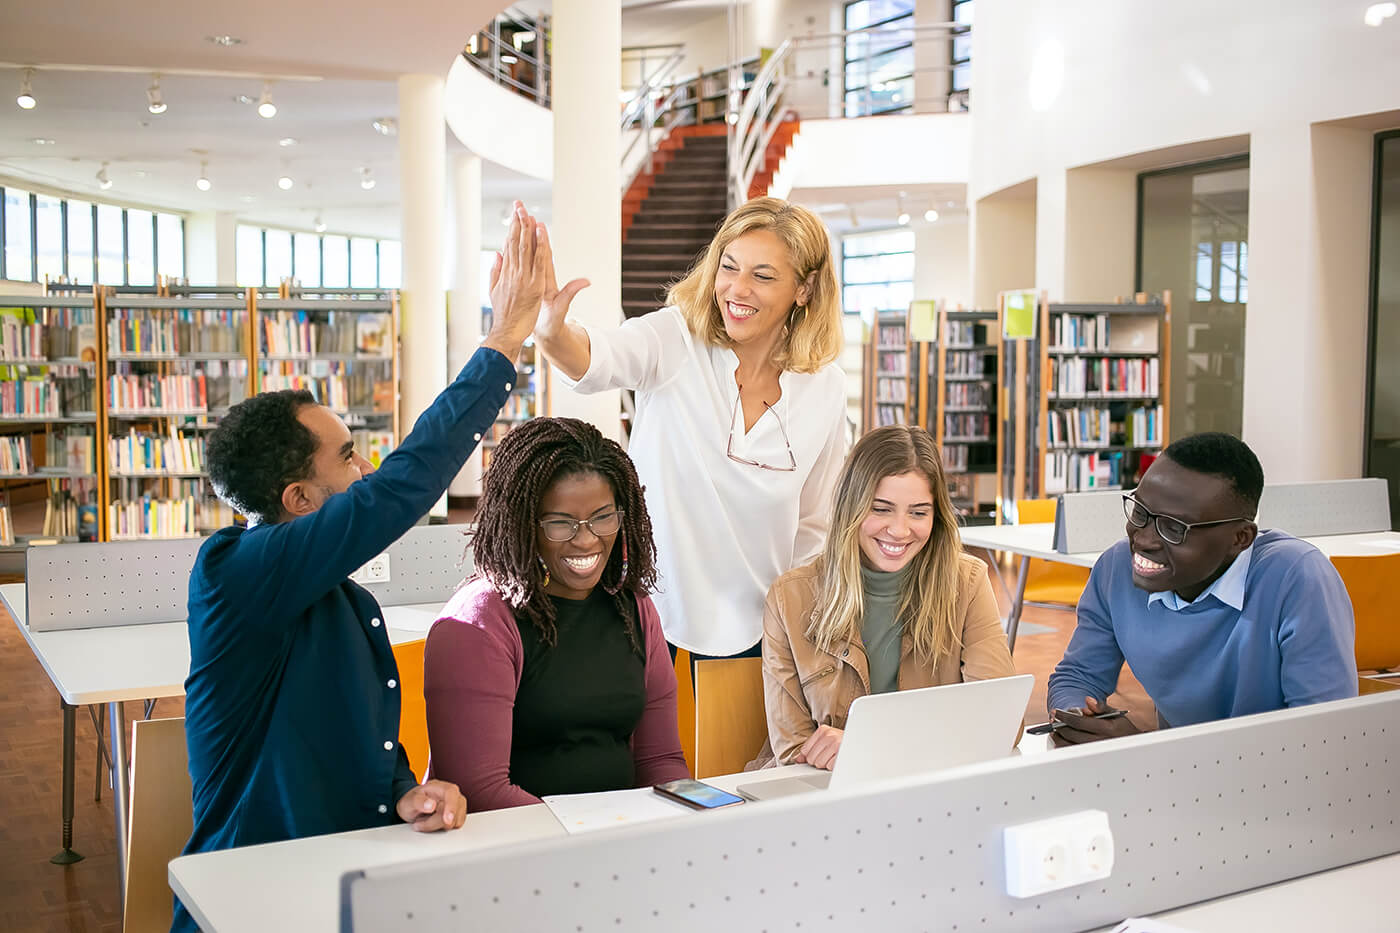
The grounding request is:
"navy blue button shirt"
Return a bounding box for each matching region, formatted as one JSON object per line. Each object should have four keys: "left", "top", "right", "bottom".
{"left": 172, "top": 347, "right": 515, "bottom": 932}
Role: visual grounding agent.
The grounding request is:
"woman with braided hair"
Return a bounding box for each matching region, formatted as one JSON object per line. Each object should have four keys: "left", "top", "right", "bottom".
{"left": 423, "top": 417, "right": 689, "bottom": 811}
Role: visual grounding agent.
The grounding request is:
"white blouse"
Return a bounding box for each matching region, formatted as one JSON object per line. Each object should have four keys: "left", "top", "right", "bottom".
{"left": 559, "top": 307, "right": 848, "bottom": 655}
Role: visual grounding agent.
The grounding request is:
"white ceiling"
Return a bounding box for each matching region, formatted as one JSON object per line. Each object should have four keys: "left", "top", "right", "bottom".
{"left": 788, "top": 182, "right": 969, "bottom": 236}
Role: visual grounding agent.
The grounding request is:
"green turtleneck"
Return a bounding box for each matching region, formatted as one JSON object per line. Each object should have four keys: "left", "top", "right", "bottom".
{"left": 859, "top": 563, "right": 910, "bottom": 695}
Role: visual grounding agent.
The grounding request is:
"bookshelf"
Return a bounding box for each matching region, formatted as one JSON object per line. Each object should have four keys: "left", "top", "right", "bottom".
{"left": 862, "top": 310, "right": 911, "bottom": 432}
{"left": 1001, "top": 292, "right": 1171, "bottom": 502}
{"left": 930, "top": 308, "right": 1001, "bottom": 524}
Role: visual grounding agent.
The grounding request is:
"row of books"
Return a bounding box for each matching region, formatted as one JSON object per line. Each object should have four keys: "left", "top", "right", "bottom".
{"left": 1048, "top": 406, "right": 1111, "bottom": 449}
{"left": 108, "top": 429, "right": 206, "bottom": 475}
{"left": 945, "top": 382, "right": 992, "bottom": 408}
{"left": 942, "top": 445, "right": 970, "bottom": 473}
{"left": 943, "top": 321, "right": 989, "bottom": 347}
{"left": 498, "top": 392, "right": 533, "bottom": 421}
{"left": 109, "top": 495, "right": 200, "bottom": 539}
{"left": 0, "top": 436, "right": 34, "bottom": 475}
{"left": 1048, "top": 312, "right": 1113, "bottom": 352}
{"left": 0, "top": 306, "right": 98, "bottom": 361}
{"left": 1044, "top": 450, "right": 1134, "bottom": 494}
{"left": 0, "top": 377, "right": 63, "bottom": 418}
{"left": 108, "top": 373, "right": 208, "bottom": 413}
{"left": 875, "top": 376, "right": 908, "bottom": 403}
{"left": 43, "top": 478, "right": 100, "bottom": 540}
{"left": 261, "top": 311, "right": 391, "bottom": 358}
{"left": 944, "top": 351, "right": 991, "bottom": 378}
{"left": 875, "top": 323, "right": 907, "bottom": 345}
{"left": 1049, "top": 357, "right": 1160, "bottom": 398}
{"left": 108, "top": 308, "right": 246, "bottom": 356}
{"left": 260, "top": 361, "right": 391, "bottom": 412}
{"left": 876, "top": 353, "right": 907, "bottom": 375}
{"left": 873, "top": 404, "right": 908, "bottom": 426}
{"left": 351, "top": 430, "right": 396, "bottom": 470}
{"left": 0, "top": 503, "right": 11, "bottom": 545}
{"left": 0, "top": 431, "right": 96, "bottom": 475}
{"left": 944, "top": 412, "right": 991, "bottom": 440}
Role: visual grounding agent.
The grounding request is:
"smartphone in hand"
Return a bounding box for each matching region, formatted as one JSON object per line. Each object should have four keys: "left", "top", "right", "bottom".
{"left": 653, "top": 778, "right": 746, "bottom": 810}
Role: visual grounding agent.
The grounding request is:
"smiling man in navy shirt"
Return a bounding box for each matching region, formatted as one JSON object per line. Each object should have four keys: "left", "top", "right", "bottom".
{"left": 173, "top": 204, "right": 550, "bottom": 932}
{"left": 1048, "top": 432, "right": 1357, "bottom": 743}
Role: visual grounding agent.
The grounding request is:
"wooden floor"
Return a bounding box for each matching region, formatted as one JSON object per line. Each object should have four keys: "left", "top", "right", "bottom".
{"left": 0, "top": 552, "right": 1152, "bottom": 932}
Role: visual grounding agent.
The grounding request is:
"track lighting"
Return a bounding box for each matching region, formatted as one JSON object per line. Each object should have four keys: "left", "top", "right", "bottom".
{"left": 257, "top": 83, "right": 277, "bottom": 119}
{"left": 314, "top": 215, "right": 327, "bottom": 234}
{"left": 924, "top": 208, "right": 939, "bottom": 223}
{"left": 96, "top": 162, "right": 112, "bottom": 190}
{"left": 16, "top": 68, "right": 36, "bottom": 110}
{"left": 359, "top": 167, "right": 376, "bottom": 190}
{"left": 896, "top": 194, "right": 910, "bottom": 226}
{"left": 196, "top": 160, "right": 211, "bottom": 191}
{"left": 371, "top": 118, "right": 397, "bottom": 137}
{"left": 277, "top": 174, "right": 294, "bottom": 190}
{"left": 147, "top": 75, "right": 167, "bottom": 114}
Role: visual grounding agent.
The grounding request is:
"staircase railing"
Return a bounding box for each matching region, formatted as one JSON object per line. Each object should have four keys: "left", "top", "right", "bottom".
{"left": 727, "top": 41, "right": 793, "bottom": 210}
{"left": 619, "top": 49, "right": 691, "bottom": 194}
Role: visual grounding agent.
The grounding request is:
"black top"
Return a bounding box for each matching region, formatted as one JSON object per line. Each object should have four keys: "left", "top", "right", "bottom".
{"left": 510, "top": 588, "right": 647, "bottom": 797}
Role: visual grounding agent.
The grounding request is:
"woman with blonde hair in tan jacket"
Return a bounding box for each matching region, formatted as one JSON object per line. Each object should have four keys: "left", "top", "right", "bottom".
{"left": 755, "top": 424, "right": 1016, "bottom": 770}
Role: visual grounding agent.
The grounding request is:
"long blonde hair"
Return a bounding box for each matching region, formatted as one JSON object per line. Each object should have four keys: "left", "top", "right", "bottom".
{"left": 666, "top": 197, "right": 842, "bottom": 373}
{"left": 806, "top": 426, "right": 964, "bottom": 664}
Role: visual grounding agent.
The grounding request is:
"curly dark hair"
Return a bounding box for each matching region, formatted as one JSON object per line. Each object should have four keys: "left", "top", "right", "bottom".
{"left": 1162, "top": 432, "right": 1265, "bottom": 515}
{"left": 206, "top": 389, "right": 320, "bottom": 524}
{"left": 471, "top": 417, "right": 659, "bottom": 651}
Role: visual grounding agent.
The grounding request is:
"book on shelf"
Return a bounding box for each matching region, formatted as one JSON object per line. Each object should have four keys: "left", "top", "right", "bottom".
{"left": 0, "top": 375, "right": 63, "bottom": 418}
{"left": 60, "top": 430, "right": 96, "bottom": 474}
{"left": 875, "top": 404, "right": 907, "bottom": 426}
{"left": 107, "top": 371, "right": 208, "bottom": 412}
{"left": 0, "top": 435, "right": 33, "bottom": 475}
{"left": 0, "top": 503, "right": 12, "bottom": 546}
{"left": 355, "top": 314, "right": 391, "bottom": 357}
{"left": 1049, "top": 357, "right": 1160, "bottom": 398}
{"left": 108, "top": 428, "right": 205, "bottom": 475}
{"left": 0, "top": 306, "right": 44, "bottom": 361}
{"left": 1043, "top": 450, "right": 1135, "bottom": 494}
{"left": 109, "top": 307, "right": 245, "bottom": 356}
{"left": 352, "top": 430, "right": 395, "bottom": 469}
{"left": 108, "top": 494, "right": 198, "bottom": 539}
{"left": 944, "top": 412, "right": 991, "bottom": 439}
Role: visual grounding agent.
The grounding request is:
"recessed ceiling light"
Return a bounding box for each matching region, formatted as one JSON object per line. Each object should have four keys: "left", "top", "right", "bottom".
{"left": 277, "top": 174, "right": 294, "bottom": 190}
{"left": 234, "top": 94, "right": 255, "bottom": 105}
{"left": 278, "top": 137, "right": 297, "bottom": 147}
{"left": 32, "top": 137, "right": 55, "bottom": 145}
{"left": 206, "top": 35, "right": 245, "bottom": 47}
{"left": 371, "top": 118, "right": 397, "bottom": 137}
{"left": 314, "top": 214, "right": 327, "bottom": 233}
{"left": 359, "top": 167, "right": 376, "bottom": 190}
{"left": 1365, "top": 2, "right": 1397, "bottom": 25}
{"left": 96, "top": 162, "right": 112, "bottom": 190}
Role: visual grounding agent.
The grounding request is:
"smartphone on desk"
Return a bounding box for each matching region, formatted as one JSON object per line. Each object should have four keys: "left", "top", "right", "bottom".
{"left": 653, "top": 778, "right": 746, "bottom": 810}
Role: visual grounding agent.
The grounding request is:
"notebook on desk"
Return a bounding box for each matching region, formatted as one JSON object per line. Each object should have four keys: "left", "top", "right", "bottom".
{"left": 737, "top": 674, "right": 1034, "bottom": 801}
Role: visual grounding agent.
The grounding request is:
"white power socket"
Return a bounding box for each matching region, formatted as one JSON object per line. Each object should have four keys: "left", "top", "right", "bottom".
{"left": 1003, "top": 809, "right": 1114, "bottom": 898}
{"left": 350, "top": 552, "right": 392, "bottom": 585}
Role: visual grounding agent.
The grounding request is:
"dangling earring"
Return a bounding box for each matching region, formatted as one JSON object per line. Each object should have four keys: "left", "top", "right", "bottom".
{"left": 605, "top": 537, "right": 630, "bottom": 595}
{"left": 537, "top": 555, "right": 550, "bottom": 589}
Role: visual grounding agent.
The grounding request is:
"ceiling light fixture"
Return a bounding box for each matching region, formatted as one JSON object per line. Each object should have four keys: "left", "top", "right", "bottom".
{"left": 257, "top": 83, "right": 277, "bottom": 119}
{"left": 925, "top": 197, "right": 939, "bottom": 223}
{"left": 147, "top": 74, "right": 167, "bottom": 114}
{"left": 515, "top": 31, "right": 536, "bottom": 47}
{"left": 500, "top": 53, "right": 519, "bottom": 65}
{"left": 360, "top": 167, "right": 376, "bottom": 190}
{"left": 371, "top": 118, "right": 397, "bottom": 137}
{"left": 196, "top": 160, "right": 212, "bottom": 191}
{"left": 896, "top": 193, "right": 910, "bottom": 226}
{"left": 314, "top": 214, "right": 327, "bottom": 234}
{"left": 1365, "top": 2, "right": 1397, "bottom": 25}
{"left": 277, "top": 174, "right": 294, "bottom": 190}
{"left": 206, "top": 35, "right": 245, "bottom": 47}
{"left": 16, "top": 68, "right": 36, "bottom": 110}
{"left": 32, "top": 137, "right": 54, "bottom": 145}
{"left": 96, "top": 162, "right": 112, "bottom": 190}
{"left": 849, "top": 207, "right": 859, "bottom": 229}
{"left": 467, "top": 34, "right": 480, "bottom": 55}
{"left": 278, "top": 137, "right": 297, "bottom": 147}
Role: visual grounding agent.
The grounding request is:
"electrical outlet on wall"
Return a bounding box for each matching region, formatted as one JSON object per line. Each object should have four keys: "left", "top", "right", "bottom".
{"left": 1003, "top": 809, "right": 1115, "bottom": 898}
{"left": 350, "top": 552, "right": 392, "bottom": 585}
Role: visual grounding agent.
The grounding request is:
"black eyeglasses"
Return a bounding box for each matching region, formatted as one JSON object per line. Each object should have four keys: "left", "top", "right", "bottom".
{"left": 726, "top": 389, "right": 797, "bottom": 472}
{"left": 1122, "top": 494, "right": 1251, "bottom": 546}
{"left": 538, "top": 510, "right": 624, "bottom": 542}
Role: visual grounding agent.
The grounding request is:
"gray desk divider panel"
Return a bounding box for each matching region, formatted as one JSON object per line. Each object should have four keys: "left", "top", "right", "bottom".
{"left": 1257, "top": 478, "right": 1391, "bottom": 537}
{"left": 1053, "top": 489, "right": 1126, "bottom": 554}
{"left": 357, "top": 523, "right": 474, "bottom": 607}
{"left": 26, "top": 539, "right": 204, "bottom": 632}
{"left": 341, "top": 692, "right": 1400, "bottom": 933}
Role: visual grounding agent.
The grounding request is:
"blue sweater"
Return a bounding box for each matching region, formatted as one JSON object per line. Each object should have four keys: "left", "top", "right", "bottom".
{"left": 1048, "top": 529, "right": 1357, "bottom": 728}
{"left": 173, "top": 347, "right": 515, "bottom": 933}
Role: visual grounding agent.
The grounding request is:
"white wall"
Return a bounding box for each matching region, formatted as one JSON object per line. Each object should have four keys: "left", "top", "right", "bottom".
{"left": 971, "top": 0, "right": 1400, "bottom": 482}
{"left": 914, "top": 218, "right": 969, "bottom": 308}
{"left": 444, "top": 56, "right": 553, "bottom": 181}
{"left": 777, "top": 113, "right": 970, "bottom": 190}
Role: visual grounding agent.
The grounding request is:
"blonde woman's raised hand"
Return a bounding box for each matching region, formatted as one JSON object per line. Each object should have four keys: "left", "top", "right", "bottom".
{"left": 484, "top": 201, "right": 549, "bottom": 361}
{"left": 534, "top": 222, "right": 590, "bottom": 341}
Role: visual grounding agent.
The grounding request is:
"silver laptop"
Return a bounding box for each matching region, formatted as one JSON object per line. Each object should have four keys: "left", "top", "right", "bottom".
{"left": 737, "top": 674, "right": 1034, "bottom": 800}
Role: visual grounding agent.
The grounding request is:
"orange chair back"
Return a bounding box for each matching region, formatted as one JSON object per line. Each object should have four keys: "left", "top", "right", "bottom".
{"left": 1014, "top": 497, "right": 1090, "bottom": 607}
{"left": 1015, "top": 498, "right": 1058, "bottom": 524}
{"left": 391, "top": 639, "right": 430, "bottom": 781}
{"left": 674, "top": 649, "right": 697, "bottom": 774}
{"left": 1330, "top": 554, "right": 1400, "bottom": 673}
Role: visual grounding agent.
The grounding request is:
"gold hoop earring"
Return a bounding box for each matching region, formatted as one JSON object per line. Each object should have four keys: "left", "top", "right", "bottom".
{"left": 538, "top": 556, "right": 550, "bottom": 589}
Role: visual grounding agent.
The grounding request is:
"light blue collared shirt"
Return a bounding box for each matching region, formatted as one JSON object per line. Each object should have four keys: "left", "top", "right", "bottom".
{"left": 1147, "top": 542, "right": 1254, "bottom": 612}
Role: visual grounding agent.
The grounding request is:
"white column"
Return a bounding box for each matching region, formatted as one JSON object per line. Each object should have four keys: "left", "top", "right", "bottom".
{"left": 185, "top": 211, "right": 237, "bottom": 284}
{"left": 914, "top": 0, "right": 952, "bottom": 114}
{"left": 1242, "top": 122, "right": 1372, "bottom": 482}
{"left": 448, "top": 152, "right": 484, "bottom": 497}
{"left": 398, "top": 73, "right": 449, "bottom": 517}
{"left": 549, "top": 0, "right": 622, "bottom": 439}
{"left": 1033, "top": 169, "right": 1067, "bottom": 302}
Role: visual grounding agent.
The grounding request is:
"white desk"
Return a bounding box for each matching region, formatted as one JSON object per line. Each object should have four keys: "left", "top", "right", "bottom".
{"left": 1, "top": 580, "right": 445, "bottom": 882}
{"left": 168, "top": 764, "right": 823, "bottom": 933}
{"left": 958, "top": 524, "right": 1400, "bottom": 651}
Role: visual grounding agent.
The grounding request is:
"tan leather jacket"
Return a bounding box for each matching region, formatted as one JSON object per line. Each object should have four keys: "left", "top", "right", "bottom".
{"left": 750, "top": 552, "right": 1016, "bottom": 768}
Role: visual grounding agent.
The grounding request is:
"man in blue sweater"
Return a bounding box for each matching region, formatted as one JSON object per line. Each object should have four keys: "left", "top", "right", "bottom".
{"left": 173, "top": 203, "right": 549, "bottom": 932}
{"left": 1048, "top": 432, "right": 1357, "bottom": 743}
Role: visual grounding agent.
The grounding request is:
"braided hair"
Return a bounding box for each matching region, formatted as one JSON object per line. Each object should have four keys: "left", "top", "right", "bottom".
{"left": 471, "top": 417, "right": 659, "bottom": 652}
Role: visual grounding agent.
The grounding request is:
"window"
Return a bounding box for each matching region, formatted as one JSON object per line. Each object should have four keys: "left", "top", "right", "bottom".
{"left": 236, "top": 225, "right": 263, "bottom": 287}
{"left": 1365, "top": 131, "right": 1400, "bottom": 528}
{"left": 841, "top": 229, "right": 915, "bottom": 317}
{"left": 237, "top": 226, "right": 401, "bottom": 289}
{"left": 264, "top": 229, "right": 293, "bottom": 286}
{"left": 379, "top": 240, "right": 402, "bottom": 289}
{"left": 96, "top": 203, "right": 123, "bottom": 285}
{"left": 843, "top": 0, "right": 915, "bottom": 117}
{"left": 0, "top": 191, "right": 182, "bottom": 285}
{"left": 322, "top": 235, "right": 349, "bottom": 287}
{"left": 67, "top": 201, "right": 94, "bottom": 285}
{"left": 294, "top": 233, "right": 321, "bottom": 287}
{"left": 349, "top": 238, "right": 378, "bottom": 288}
{"left": 951, "top": 0, "right": 973, "bottom": 104}
{"left": 127, "top": 209, "right": 155, "bottom": 286}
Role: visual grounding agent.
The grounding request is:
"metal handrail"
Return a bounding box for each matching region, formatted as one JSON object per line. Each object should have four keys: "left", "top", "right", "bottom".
{"left": 728, "top": 40, "right": 792, "bottom": 208}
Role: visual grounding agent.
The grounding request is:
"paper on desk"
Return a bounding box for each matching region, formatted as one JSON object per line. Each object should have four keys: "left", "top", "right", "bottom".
{"left": 1111, "top": 919, "right": 1198, "bottom": 933}
{"left": 543, "top": 787, "right": 690, "bottom": 835}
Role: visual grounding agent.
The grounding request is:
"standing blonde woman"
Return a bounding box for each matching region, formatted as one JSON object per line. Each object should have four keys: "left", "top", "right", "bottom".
{"left": 533, "top": 198, "right": 847, "bottom": 663}
{"left": 756, "top": 425, "right": 1015, "bottom": 769}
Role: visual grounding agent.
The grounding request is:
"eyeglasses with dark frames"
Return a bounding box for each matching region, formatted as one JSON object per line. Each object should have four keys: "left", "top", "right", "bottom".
{"left": 538, "top": 510, "right": 625, "bottom": 543}
{"left": 1121, "top": 494, "right": 1251, "bottom": 546}
{"left": 726, "top": 389, "right": 797, "bottom": 472}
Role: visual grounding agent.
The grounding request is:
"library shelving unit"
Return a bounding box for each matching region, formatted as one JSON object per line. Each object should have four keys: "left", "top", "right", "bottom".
{"left": 1001, "top": 292, "right": 1171, "bottom": 502}
{"left": 100, "top": 292, "right": 253, "bottom": 540}
{"left": 254, "top": 291, "right": 400, "bottom": 473}
{"left": 929, "top": 308, "right": 1001, "bottom": 524}
{"left": 862, "top": 310, "right": 911, "bottom": 432}
{"left": 0, "top": 293, "right": 101, "bottom": 550}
